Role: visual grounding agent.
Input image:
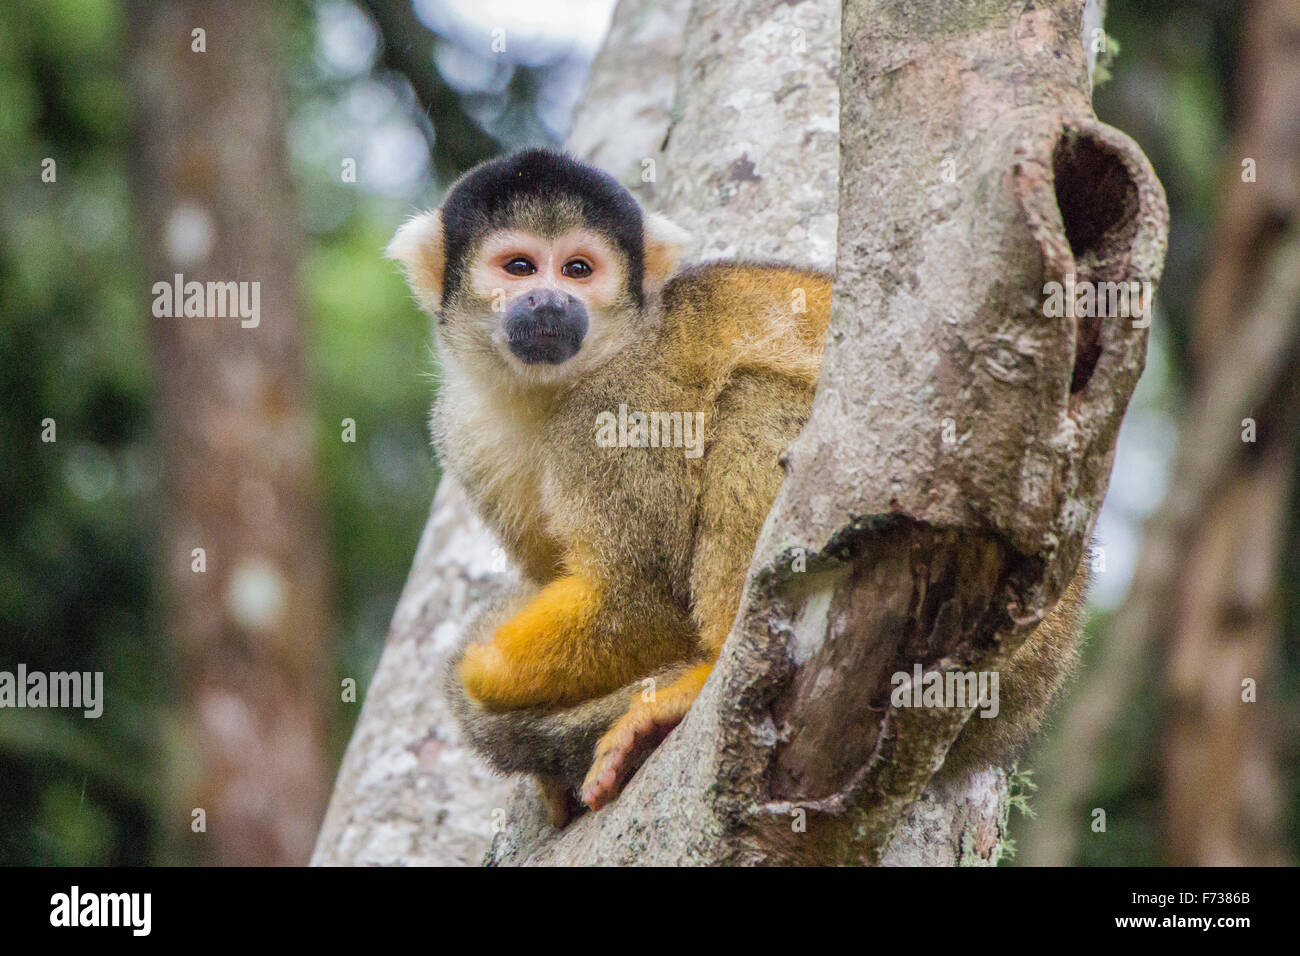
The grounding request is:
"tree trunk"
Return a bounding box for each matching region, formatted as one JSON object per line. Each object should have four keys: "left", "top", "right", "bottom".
{"left": 314, "top": 0, "right": 1167, "bottom": 866}
{"left": 1161, "top": 0, "right": 1300, "bottom": 867}
{"left": 130, "top": 0, "right": 333, "bottom": 866}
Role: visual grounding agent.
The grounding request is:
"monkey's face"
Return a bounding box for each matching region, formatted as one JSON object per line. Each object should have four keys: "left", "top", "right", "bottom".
{"left": 387, "top": 150, "right": 691, "bottom": 388}
{"left": 464, "top": 226, "right": 632, "bottom": 381}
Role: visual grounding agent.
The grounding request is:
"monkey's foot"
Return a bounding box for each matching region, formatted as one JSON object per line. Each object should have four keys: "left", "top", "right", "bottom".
{"left": 580, "top": 664, "right": 711, "bottom": 811}
{"left": 580, "top": 702, "right": 683, "bottom": 812}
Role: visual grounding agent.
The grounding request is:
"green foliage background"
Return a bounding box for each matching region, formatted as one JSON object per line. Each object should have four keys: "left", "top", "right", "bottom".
{"left": 0, "top": 0, "right": 439, "bottom": 864}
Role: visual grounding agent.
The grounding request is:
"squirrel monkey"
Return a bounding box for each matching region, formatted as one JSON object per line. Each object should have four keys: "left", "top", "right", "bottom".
{"left": 389, "top": 149, "right": 1087, "bottom": 825}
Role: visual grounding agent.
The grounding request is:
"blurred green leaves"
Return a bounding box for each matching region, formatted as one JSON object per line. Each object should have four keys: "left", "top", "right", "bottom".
{"left": 0, "top": 0, "right": 444, "bottom": 863}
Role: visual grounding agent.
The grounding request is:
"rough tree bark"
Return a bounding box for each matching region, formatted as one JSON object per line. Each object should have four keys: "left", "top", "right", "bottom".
{"left": 130, "top": 1, "right": 333, "bottom": 865}
{"left": 314, "top": 0, "right": 1167, "bottom": 866}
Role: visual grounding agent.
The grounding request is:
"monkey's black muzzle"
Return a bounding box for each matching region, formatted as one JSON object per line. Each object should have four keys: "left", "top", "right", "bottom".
{"left": 504, "top": 289, "right": 588, "bottom": 365}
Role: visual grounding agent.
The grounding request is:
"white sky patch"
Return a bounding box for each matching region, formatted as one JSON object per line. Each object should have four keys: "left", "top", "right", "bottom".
{"left": 434, "top": 36, "right": 512, "bottom": 94}
{"left": 362, "top": 121, "right": 432, "bottom": 196}
{"left": 413, "top": 0, "right": 615, "bottom": 71}
{"left": 226, "top": 558, "right": 288, "bottom": 632}
{"left": 416, "top": 0, "right": 616, "bottom": 140}
{"left": 1089, "top": 325, "right": 1175, "bottom": 608}
{"left": 317, "top": 0, "right": 379, "bottom": 78}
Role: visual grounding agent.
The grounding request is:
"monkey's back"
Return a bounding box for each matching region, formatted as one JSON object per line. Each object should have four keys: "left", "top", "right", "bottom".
{"left": 657, "top": 262, "right": 832, "bottom": 396}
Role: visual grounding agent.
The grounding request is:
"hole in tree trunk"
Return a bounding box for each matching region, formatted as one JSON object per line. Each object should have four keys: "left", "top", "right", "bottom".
{"left": 1052, "top": 132, "right": 1141, "bottom": 394}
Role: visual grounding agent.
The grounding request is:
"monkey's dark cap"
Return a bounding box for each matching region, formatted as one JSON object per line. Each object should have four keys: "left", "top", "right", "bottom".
{"left": 440, "top": 149, "right": 646, "bottom": 304}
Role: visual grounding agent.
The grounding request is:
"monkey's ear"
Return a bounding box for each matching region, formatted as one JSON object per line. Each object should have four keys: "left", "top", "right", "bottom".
{"left": 642, "top": 212, "right": 691, "bottom": 295}
{"left": 387, "top": 209, "right": 446, "bottom": 312}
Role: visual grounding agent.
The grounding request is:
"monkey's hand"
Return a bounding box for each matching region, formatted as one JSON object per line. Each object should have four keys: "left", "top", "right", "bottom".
{"left": 459, "top": 568, "right": 694, "bottom": 712}
{"left": 457, "top": 573, "right": 618, "bottom": 709}
{"left": 580, "top": 663, "right": 711, "bottom": 811}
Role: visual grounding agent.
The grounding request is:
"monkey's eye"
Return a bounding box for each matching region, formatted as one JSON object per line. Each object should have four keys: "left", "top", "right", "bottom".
{"left": 561, "top": 258, "right": 593, "bottom": 279}
{"left": 503, "top": 257, "right": 536, "bottom": 277}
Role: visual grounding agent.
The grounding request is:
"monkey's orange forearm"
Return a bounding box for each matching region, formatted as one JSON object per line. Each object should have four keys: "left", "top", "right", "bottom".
{"left": 459, "top": 573, "right": 640, "bottom": 710}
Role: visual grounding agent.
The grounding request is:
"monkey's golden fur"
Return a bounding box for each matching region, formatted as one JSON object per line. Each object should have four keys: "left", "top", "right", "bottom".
{"left": 450, "top": 261, "right": 834, "bottom": 809}
{"left": 447, "top": 263, "right": 1084, "bottom": 815}
{"left": 391, "top": 152, "right": 1086, "bottom": 822}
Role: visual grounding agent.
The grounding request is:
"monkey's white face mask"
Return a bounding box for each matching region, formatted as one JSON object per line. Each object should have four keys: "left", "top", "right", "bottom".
{"left": 388, "top": 209, "right": 691, "bottom": 388}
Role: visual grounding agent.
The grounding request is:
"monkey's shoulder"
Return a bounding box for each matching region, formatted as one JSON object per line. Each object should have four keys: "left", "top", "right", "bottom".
{"left": 658, "top": 261, "right": 832, "bottom": 388}
{"left": 662, "top": 260, "right": 830, "bottom": 312}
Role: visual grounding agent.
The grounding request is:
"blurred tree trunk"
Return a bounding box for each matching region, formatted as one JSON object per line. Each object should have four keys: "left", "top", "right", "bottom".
{"left": 1023, "top": 0, "right": 1300, "bottom": 867}
{"left": 1163, "top": 0, "right": 1300, "bottom": 866}
{"left": 316, "top": 0, "right": 1166, "bottom": 866}
{"left": 129, "top": 0, "right": 333, "bottom": 865}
